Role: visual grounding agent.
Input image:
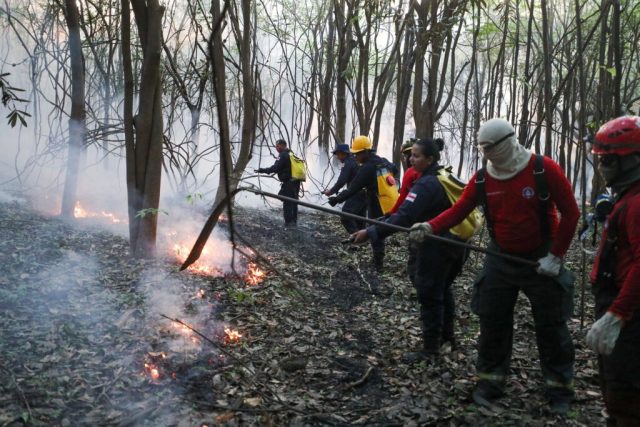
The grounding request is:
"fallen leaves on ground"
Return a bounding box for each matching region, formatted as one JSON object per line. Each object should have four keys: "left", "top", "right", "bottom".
{"left": 0, "top": 200, "right": 604, "bottom": 426}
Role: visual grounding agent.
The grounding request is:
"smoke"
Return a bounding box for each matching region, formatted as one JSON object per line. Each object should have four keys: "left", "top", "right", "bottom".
{"left": 140, "top": 267, "right": 222, "bottom": 354}
{"left": 0, "top": 189, "right": 26, "bottom": 204}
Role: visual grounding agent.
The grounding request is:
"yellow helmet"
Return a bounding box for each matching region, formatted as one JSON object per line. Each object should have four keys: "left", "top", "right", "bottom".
{"left": 401, "top": 138, "right": 416, "bottom": 153}
{"left": 350, "top": 135, "right": 372, "bottom": 153}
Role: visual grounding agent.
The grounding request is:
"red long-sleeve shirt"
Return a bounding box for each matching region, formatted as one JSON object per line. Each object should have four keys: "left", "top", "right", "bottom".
{"left": 429, "top": 155, "right": 579, "bottom": 256}
{"left": 590, "top": 182, "right": 640, "bottom": 321}
{"left": 389, "top": 167, "right": 421, "bottom": 214}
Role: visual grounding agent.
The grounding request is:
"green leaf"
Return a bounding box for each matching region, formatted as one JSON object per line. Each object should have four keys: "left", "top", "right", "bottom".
{"left": 185, "top": 193, "right": 203, "bottom": 204}
{"left": 135, "top": 208, "right": 168, "bottom": 218}
{"left": 7, "top": 111, "right": 17, "bottom": 127}
{"left": 600, "top": 65, "right": 617, "bottom": 77}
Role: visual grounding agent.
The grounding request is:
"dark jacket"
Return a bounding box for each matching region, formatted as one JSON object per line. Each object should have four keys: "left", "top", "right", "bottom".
{"left": 367, "top": 162, "right": 451, "bottom": 243}
{"left": 333, "top": 154, "right": 396, "bottom": 218}
{"left": 258, "top": 149, "right": 291, "bottom": 182}
{"left": 329, "top": 155, "right": 360, "bottom": 194}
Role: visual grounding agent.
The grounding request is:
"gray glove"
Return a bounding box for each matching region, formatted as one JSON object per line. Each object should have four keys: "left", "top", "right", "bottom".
{"left": 536, "top": 252, "right": 562, "bottom": 276}
{"left": 586, "top": 312, "right": 623, "bottom": 355}
{"left": 409, "top": 222, "right": 432, "bottom": 243}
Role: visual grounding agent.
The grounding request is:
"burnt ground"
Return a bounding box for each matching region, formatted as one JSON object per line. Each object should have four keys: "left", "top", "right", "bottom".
{"left": 0, "top": 198, "right": 606, "bottom": 426}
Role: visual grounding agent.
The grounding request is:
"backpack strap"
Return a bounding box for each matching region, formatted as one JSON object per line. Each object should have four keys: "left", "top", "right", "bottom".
{"left": 475, "top": 167, "right": 496, "bottom": 242}
{"left": 477, "top": 155, "right": 549, "bottom": 245}
{"left": 533, "top": 154, "right": 550, "bottom": 241}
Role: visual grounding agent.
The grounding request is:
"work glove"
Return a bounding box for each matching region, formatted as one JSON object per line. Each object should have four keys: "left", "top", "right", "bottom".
{"left": 254, "top": 168, "right": 264, "bottom": 174}
{"left": 409, "top": 222, "right": 432, "bottom": 243}
{"left": 586, "top": 311, "right": 623, "bottom": 355}
{"left": 536, "top": 252, "right": 562, "bottom": 276}
{"left": 328, "top": 196, "right": 339, "bottom": 207}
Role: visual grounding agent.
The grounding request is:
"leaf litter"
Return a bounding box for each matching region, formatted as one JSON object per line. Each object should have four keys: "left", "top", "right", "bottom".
{"left": 0, "top": 199, "right": 605, "bottom": 426}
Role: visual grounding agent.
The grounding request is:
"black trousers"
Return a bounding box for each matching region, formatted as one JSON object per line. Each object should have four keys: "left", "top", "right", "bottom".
{"left": 340, "top": 192, "right": 367, "bottom": 234}
{"left": 594, "top": 286, "right": 640, "bottom": 425}
{"left": 472, "top": 243, "right": 575, "bottom": 401}
{"left": 413, "top": 237, "right": 466, "bottom": 346}
{"left": 279, "top": 180, "right": 300, "bottom": 225}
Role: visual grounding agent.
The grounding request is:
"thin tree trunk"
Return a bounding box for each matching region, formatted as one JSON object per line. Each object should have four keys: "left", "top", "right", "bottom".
{"left": 517, "top": 0, "right": 535, "bottom": 146}
{"left": 60, "top": 0, "right": 86, "bottom": 219}
{"left": 540, "top": 0, "right": 553, "bottom": 156}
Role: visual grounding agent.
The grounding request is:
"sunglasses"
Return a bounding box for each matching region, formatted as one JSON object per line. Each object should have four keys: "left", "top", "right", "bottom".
{"left": 478, "top": 132, "right": 515, "bottom": 150}
{"left": 598, "top": 154, "right": 619, "bottom": 166}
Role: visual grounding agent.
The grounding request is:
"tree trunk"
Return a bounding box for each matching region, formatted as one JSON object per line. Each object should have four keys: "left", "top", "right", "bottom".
{"left": 334, "top": 0, "right": 355, "bottom": 145}
{"left": 208, "top": 0, "right": 257, "bottom": 230}
{"left": 391, "top": 14, "right": 415, "bottom": 169}
{"left": 458, "top": 1, "right": 479, "bottom": 176}
{"left": 517, "top": 0, "right": 535, "bottom": 147}
{"left": 540, "top": 0, "right": 553, "bottom": 156}
{"left": 60, "top": 0, "right": 86, "bottom": 219}
{"left": 318, "top": 7, "right": 336, "bottom": 148}
{"left": 124, "top": 0, "right": 165, "bottom": 258}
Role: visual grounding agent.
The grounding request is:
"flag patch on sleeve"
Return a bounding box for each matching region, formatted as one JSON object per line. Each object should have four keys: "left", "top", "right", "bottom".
{"left": 406, "top": 192, "right": 417, "bottom": 202}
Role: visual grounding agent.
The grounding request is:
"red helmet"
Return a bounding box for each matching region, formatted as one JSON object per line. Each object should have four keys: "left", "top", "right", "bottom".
{"left": 592, "top": 116, "right": 640, "bottom": 155}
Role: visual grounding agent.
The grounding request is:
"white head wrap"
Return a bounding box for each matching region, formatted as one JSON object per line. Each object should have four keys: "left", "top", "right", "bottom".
{"left": 477, "top": 118, "right": 532, "bottom": 180}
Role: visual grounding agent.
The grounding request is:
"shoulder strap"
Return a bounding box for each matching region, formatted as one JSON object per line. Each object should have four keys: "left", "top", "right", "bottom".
{"left": 533, "top": 154, "right": 550, "bottom": 240}
{"left": 608, "top": 186, "right": 640, "bottom": 240}
{"left": 475, "top": 168, "right": 496, "bottom": 241}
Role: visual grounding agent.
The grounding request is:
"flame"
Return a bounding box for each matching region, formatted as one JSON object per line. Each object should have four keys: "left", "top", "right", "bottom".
{"left": 144, "top": 362, "right": 160, "bottom": 380}
{"left": 224, "top": 327, "right": 242, "bottom": 343}
{"left": 166, "top": 230, "right": 264, "bottom": 282}
{"left": 74, "top": 201, "right": 126, "bottom": 224}
{"left": 172, "top": 241, "right": 222, "bottom": 276}
{"left": 245, "top": 263, "right": 265, "bottom": 286}
{"left": 172, "top": 320, "right": 193, "bottom": 335}
{"left": 171, "top": 320, "right": 201, "bottom": 345}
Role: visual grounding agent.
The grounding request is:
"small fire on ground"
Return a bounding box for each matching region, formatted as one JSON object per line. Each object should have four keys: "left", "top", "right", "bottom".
{"left": 142, "top": 352, "right": 166, "bottom": 381}
{"left": 74, "top": 201, "right": 127, "bottom": 223}
{"left": 70, "top": 202, "right": 265, "bottom": 285}
{"left": 171, "top": 240, "right": 224, "bottom": 276}
{"left": 171, "top": 320, "right": 201, "bottom": 345}
{"left": 170, "top": 234, "right": 266, "bottom": 286}
{"left": 224, "top": 327, "right": 242, "bottom": 344}
{"left": 245, "top": 262, "right": 265, "bottom": 286}
{"left": 142, "top": 324, "right": 244, "bottom": 381}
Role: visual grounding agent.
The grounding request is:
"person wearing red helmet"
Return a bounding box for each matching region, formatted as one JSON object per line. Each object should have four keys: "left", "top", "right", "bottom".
{"left": 586, "top": 116, "right": 640, "bottom": 425}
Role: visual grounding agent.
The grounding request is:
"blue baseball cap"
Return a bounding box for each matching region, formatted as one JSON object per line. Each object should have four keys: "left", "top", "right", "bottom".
{"left": 332, "top": 144, "right": 350, "bottom": 154}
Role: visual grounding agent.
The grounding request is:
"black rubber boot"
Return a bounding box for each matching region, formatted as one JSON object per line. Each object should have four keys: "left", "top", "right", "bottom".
{"left": 441, "top": 324, "right": 456, "bottom": 351}
{"left": 423, "top": 335, "right": 441, "bottom": 356}
{"left": 373, "top": 253, "right": 384, "bottom": 272}
{"left": 471, "top": 382, "right": 505, "bottom": 407}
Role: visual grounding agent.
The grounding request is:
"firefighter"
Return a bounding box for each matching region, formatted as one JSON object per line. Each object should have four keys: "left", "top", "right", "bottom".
{"left": 255, "top": 139, "right": 300, "bottom": 227}
{"left": 388, "top": 139, "right": 421, "bottom": 215}
{"left": 410, "top": 118, "right": 580, "bottom": 414}
{"left": 389, "top": 139, "right": 427, "bottom": 285}
{"left": 328, "top": 135, "right": 397, "bottom": 272}
{"left": 586, "top": 116, "right": 640, "bottom": 425}
{"left": 323, "top": 144, "right": 366, "bottom": 234}
{"left": 351, "top": 138, "right": 466, "bottom": 358}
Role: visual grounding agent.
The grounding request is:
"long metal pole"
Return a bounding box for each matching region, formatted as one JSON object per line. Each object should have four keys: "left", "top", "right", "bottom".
{"left": 244, "top": 188, "right": 538, "bottom": 267}
{"left": 181, "top": 186, "right": 539, "bottom": 271}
